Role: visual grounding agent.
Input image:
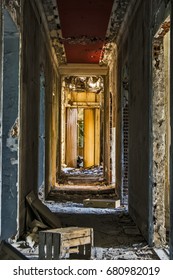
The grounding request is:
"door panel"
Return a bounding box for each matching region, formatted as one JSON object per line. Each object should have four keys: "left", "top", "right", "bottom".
{"left": 94, "top": 108, "right": 100, "bottom": 165}
{"left": 84, "top": 109, "right": 95, "bottom": 167}
{"left": 66, "top": 108, "right": 78, "bottom": 167}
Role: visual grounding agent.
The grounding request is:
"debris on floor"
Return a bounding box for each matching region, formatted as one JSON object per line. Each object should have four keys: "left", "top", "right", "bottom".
{"left": 4, "top": 192, "right": 164, "bottom": 260}
{"left": 59, "top": 165, "right": 104, "bottom": 185}
{"left": 92, "top": 244, "right": 159, "bottom": 260}
{"left": 61, "top": 165, "right": 103, "bottom": 177}
{"left": 0, "top": 240, "right": 28, "bottom": 260}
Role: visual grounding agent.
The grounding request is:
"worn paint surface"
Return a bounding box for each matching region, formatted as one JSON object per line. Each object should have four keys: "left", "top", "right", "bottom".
{"left": 0, "top": 9, "right": 19, "bottom": 240}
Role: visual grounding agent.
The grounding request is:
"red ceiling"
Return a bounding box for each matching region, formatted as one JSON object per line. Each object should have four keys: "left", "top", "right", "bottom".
{"left": 56, "top": 0, "right": 114, "bottom": 64}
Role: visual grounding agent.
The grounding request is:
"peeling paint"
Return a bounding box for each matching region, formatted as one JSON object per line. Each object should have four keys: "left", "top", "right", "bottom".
{"left": 10, "top": 118, "right": 19, "bottom": 138}
{"left": 41, "top": 0, "right": 131, "bottom": 65}
{"left": 6, "top": 118, "right": 19, "bottom": 152}
{"left": 5, "top": 0, "right": 21, "bottom": 27}
{"left": 10, "top": 157, "right": 18, "bottom": 165}
{"left": 42, "top": 0, "right": 66, "bottom": 64}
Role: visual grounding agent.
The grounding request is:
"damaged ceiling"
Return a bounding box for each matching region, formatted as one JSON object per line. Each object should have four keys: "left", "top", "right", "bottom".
{"left": 42, "top": 0, "right": 131, "bottom": 65}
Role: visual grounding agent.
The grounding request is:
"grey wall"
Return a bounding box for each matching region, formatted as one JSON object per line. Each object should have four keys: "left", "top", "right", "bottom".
{"left": 19, "top": 0, "right": 60, "bottom": 235}
{"left": 128, "top": 0, "right": 151, "bottom": 241}
{"left": 117, "top": 0, "right": 152, "bottom": 241}
{"left": 0, "top": 10, "right": 19, "bottom": 240}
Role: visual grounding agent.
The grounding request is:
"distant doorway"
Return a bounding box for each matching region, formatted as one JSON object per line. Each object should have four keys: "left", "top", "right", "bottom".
{"left": 61, "top": 76, "right": 103, "bottom": 169}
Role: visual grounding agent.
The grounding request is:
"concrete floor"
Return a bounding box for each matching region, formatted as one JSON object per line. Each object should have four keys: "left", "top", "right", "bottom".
{"left": 12, "top": 201, "right": 160, "bottom": 260}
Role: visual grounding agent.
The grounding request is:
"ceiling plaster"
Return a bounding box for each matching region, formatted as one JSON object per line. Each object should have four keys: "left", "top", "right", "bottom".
{"left": 41, "top": 0, "right": 131, "bottom": 65}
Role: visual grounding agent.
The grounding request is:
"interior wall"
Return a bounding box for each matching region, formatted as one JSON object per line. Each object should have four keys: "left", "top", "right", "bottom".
{"left": 104, "top": 75, "right": 110, "bottom": 183}
{"left": 117, "top": 0, "right": 151, "bottom": 240}
{"left": 109, "top": 50, "right": 117, "bottom": 186}
{"left": 0, "top": 9, "right": 19, "bottom": 240}
{"left": 117, "top": 0, "right": 171, "bottom": 244}
{"left": 170, "top": 0, "right": 173, "bottom": 260}
{"left": 0, "top": 0, "right": 3, "bottom": 239}
{"left": 19, "top": 0, "right": 59, "bottom": 235}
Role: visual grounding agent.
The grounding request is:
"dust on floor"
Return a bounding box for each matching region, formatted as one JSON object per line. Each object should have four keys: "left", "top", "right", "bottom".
{"left": 11, "top": 201, "right": 160, "bottom": 260}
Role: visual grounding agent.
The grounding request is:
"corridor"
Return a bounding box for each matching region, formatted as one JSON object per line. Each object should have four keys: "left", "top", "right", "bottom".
{"left": 0, "top": 0, "right": 173, "bottom": 260}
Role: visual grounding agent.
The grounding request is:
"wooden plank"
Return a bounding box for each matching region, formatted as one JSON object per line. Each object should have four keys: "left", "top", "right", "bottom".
{"left": 61, "top": 229, "right": 91, "bottom": 241}
{"left": 46, "top": 232, "right": 53, "bottom": 260}
{"left": 39, "top": 232, "right": 46, "bottom": 260}
{"left": 0, "top": 241, "right": 28, "bottom": 260}
{"left": 90, "top": 228, "right": 94, "bottom": 246}
{"left": 26, "top": 191, "right": 62, "bottom": 228}
{"left": 79, "top": 245, "right": 84, "bottom": 255}
{"left": 41, "top": 227, "right": 92, "bottom": 241}
{"left": 83, "top": 198, "right": 120, "bottom": 208}
{"left": 62, "top": 236, "right": 91, "bottom": 248}
{"left": 53, "top": 233, "right": 60, "bottom": 260}
{"left": 85, "top": 244, "right": 91, "bottom": 259}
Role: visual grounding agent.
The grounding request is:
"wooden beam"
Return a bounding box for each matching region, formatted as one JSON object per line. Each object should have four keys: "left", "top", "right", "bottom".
{"left": 59, "top": 64, "right": 108, "bottom": 76}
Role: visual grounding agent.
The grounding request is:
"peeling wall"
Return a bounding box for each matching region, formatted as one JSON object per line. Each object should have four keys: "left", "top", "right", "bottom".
{"left": 18, "top": 0, "right": 60, "bottom": 235}
{"left": 116, "top": 0, "right": 171, "bottom": 244}
{"left": 152, "top": 39, "right": 166, "bottom": 246}
{"left": 108, "top": 45, "right": 117, "bottom": 185}
{"left": 152, "top": 18, "right": 170, "bottom": 246}
{"left": 0, "top": 9, "right": 19, "bottom": 240}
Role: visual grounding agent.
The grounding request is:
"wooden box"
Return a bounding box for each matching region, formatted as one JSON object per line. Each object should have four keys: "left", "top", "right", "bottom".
{"left": 39, "top": 227, "right": 93, "bottom": 260}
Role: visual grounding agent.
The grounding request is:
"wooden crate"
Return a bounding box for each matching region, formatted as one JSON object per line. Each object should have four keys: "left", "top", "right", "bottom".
{"left": 83, "top": 198, "right": 120, "bottom": 208}
{"left": 39, "top": 227, "right": 93, "bottom": 260}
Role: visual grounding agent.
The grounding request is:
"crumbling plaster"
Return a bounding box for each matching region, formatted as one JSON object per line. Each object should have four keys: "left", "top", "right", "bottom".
{"left": 152, "top": 39, "right": 167, "bottom": 246}
{"left": 115, "top": 0, "right": 171, "bottom": 247}
{"left": 41, "top": 0, "right": 131, "bottom": 66}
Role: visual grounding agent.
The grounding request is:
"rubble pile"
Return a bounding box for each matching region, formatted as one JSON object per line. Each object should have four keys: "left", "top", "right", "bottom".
{"left": 58, "top": 165, "right": 104, "bottom": 185}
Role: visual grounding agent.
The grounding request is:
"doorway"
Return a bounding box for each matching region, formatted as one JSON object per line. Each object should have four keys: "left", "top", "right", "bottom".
{"left": 58, "top": 76, "right": 104, "bottom": 186}
{"left": 60, "top": 76, "right": 104, "bottom": 183}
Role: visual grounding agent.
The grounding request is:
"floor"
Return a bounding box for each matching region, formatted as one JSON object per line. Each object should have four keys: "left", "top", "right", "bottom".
{"left": 11, "top": 199, "right": 161, "bottom": 260}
